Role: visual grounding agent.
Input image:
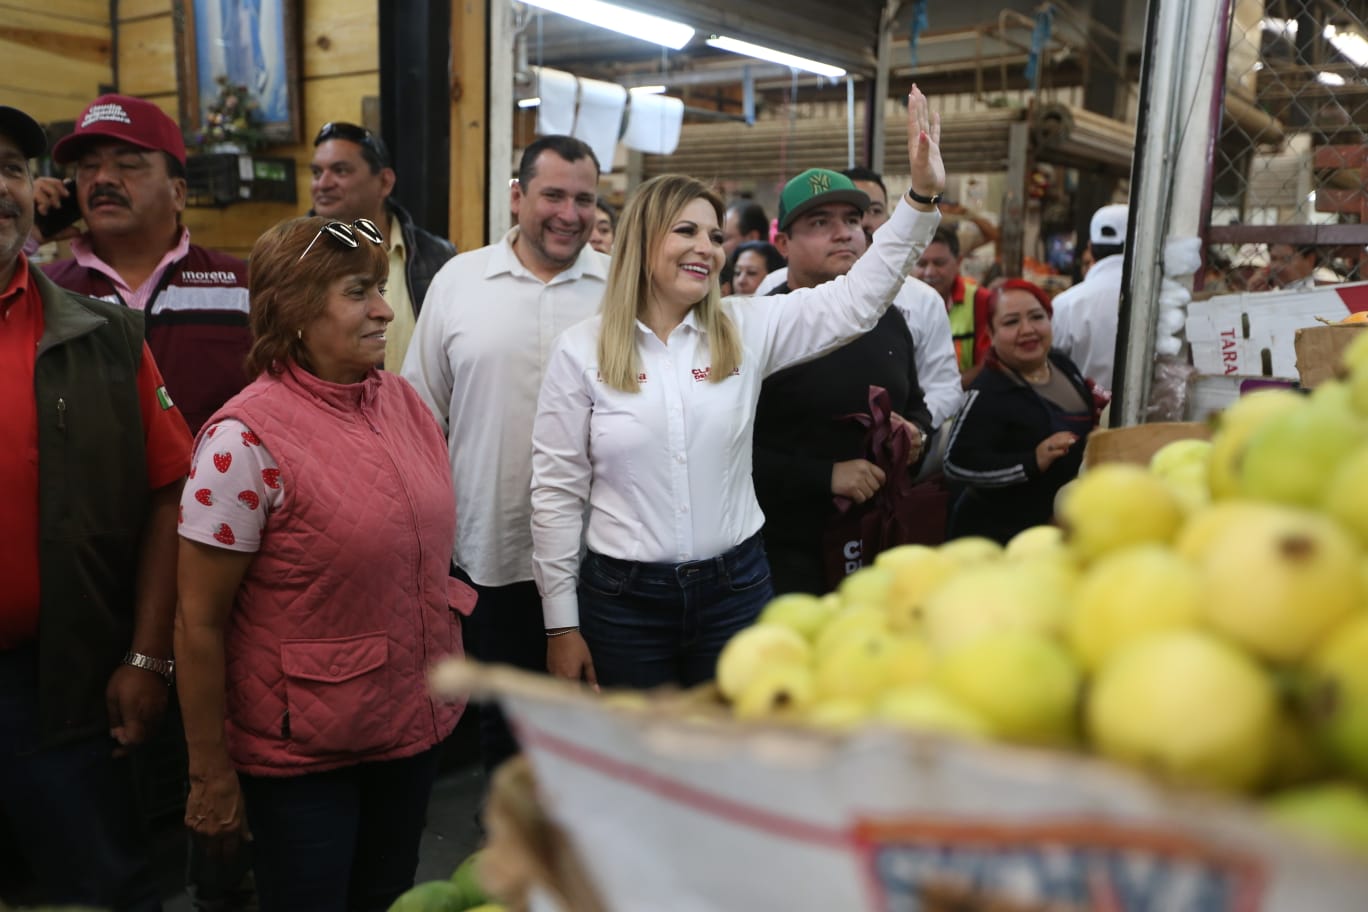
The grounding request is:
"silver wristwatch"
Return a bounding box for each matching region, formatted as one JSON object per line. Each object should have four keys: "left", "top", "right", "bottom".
{"left": 122, "top": 651, "right": 175, "bottom": 685}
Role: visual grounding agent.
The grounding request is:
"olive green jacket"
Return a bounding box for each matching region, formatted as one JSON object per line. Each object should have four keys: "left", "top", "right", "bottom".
{"left": 32, "top": 265, "right": 155, "bottom": 746}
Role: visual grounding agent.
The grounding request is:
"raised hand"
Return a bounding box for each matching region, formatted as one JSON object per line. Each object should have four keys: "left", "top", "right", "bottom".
{"left": 905, "top": 85, "right": 945, "bottom": 204}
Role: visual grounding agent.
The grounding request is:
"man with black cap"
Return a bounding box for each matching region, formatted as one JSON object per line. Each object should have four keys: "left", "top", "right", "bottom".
{"left": 41, "top": 94, "right": 251, "bottom": 435}
{"left": 753, "top": 168, "right": 955, "bottom": 594}
{"left": 1051, "top": 202, "right": 1128, "bottom": 390}
{"left": 310, "top": 121, "right": 456, "bottom": 369}
{"left": 0, "top": 103, "right": 192, "bottom": 911}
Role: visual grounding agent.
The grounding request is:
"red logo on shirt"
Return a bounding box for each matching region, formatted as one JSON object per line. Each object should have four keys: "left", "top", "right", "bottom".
{"left": 213, "top": 452, "right": 232, "bottom": 473}
{"left": 241, "top": 430, "right": 261, "bottom": 447}
{"left": 213, "top": 523, "right": 236, "bottom": 546}
{"left": 238, "top": 491, "right": 260, "bottom": 511}
{"left": 262, "top": 468, "right": 281, "bottom": 489}
{"left": 194, "top": 488, "right": 214, "bottom": 506}
{"left": 691, "top": 366, "right": 741, "bottom": 382}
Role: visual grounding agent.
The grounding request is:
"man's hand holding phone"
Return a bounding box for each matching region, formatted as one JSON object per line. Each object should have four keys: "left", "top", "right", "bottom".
{"left": 33, "top": 177, "right": 82, "bottom": 241}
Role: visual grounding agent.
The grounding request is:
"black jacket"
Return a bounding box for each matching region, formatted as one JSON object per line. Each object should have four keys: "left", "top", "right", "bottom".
{"left": 753, "top": 285, "right": 933, "bottom": 590}
{"left": 943, "top": 350, "right": 1094, "bottom": 543}
{"left": 390, "top": 199, "right": 456, "bottom": 314}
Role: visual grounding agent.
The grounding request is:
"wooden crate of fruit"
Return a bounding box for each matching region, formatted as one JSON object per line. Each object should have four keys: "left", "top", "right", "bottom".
{"left": 429, "top": 343, "right": 1368, "bottom": 911}
{"left": 433, "top": 660, "right": 1367, "bottom": 912}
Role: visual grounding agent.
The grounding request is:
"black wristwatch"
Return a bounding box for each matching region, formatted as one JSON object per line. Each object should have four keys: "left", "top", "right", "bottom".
{"left": 906, "top": 187, "right": 943, "bottom": 206}
{"left": 122, "top": 651, "right": 175, "bottom": 686}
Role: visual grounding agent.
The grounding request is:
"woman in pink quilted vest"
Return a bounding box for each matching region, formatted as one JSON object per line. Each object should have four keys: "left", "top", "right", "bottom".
{"left": 174, "top": 215, "right": 473, "bottom": 911}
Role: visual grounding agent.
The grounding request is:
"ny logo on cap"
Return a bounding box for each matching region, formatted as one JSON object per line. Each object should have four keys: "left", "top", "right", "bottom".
{"left": 808, "top": 172, "right": 831, "bottom": 194}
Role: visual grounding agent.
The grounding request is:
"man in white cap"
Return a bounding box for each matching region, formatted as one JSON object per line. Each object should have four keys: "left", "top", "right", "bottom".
{"left": 1051, "top": 203, "right": 1129, "bottom": 390}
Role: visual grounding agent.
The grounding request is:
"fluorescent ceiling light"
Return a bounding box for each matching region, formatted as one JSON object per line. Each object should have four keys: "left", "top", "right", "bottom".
{"left": 630, "top": 85, "right": 667, "bottom": 95}
{"left": 1318, "top": 71, "right": 1347, "bottom": 86}
{"left": 519, "top": 0, "right": 694, "bottom": 50}
{"left": 706, "top": 36, "right": 846, "bottom": 78}
{"left": 518, "top": 97, "right": 541, "bottom": 108}
{"left": 1261, "top": 17, "right": 1298, "bottom": 38}
{"left": 1324, "top": 24, "right": 1368, "bottom": 67}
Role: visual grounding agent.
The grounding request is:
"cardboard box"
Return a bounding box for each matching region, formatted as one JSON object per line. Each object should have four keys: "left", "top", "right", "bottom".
{"left": 1294, "top": 324, "right": 1367, "bottom": 388}
{"left": 1082, "top": 422, "right": 1211, "bottom": 469}
{"left": 1185, "top": 375, "right": 1299, "bottom": 422}
{"left": 1185, "top": 282, "right": 1368, "bottom": 379}
{"left": 435, "top": 662, "right": 1368, "bottom": 912}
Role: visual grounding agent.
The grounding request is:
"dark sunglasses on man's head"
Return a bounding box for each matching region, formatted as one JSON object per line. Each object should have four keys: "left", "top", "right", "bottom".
{"left": 298, "top": 218, "right": 385, "bottom": 262}
{"left": 313, "top": 122, "right": 389, "bottom": 162}
{"left": 314, "top": 121, "right": 372, "bottom": 145}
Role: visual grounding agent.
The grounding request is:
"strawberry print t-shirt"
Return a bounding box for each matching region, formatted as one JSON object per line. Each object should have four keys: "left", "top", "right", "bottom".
{"left": 178, "top": 419, "right": 284, "bottom": 552}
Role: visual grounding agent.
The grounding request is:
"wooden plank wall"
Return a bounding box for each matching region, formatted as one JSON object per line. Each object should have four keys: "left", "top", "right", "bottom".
{"left": 117, "top": 0, "right": 382, "bottom": 258}
{"left": 5, "top": 0, "right": 381, "bottom": 259}
{"left": 0, "top": 1, "right": 113, "bottom": 123}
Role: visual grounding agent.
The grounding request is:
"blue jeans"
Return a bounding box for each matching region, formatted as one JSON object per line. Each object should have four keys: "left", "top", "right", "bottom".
{"left": 238, "top": 747, "right": 440, "bottom": 912}
{"left": 578, "top": 534, "right": 774, "bottom": 689}
{"left": 0, "top": 645, "right": 161, "bottom": 911}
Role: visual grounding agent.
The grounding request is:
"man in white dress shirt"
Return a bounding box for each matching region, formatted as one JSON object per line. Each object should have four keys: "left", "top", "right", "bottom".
{"left": 401, "top": 135, "right": 608, "bottom": 772}
{"left": 1050, "top": 203, "right": 1128, "bottom": 390}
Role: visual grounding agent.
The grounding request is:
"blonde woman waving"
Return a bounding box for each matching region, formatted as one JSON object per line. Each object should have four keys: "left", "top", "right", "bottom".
{"left": 532, "top": 88, "right": 945, "bottom": 689}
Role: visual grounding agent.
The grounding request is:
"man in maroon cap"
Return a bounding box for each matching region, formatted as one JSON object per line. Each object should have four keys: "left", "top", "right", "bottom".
{"left": 41, "top": 94, "right": 252, "bottom": 434}
{"left": 0, "top": 103, "right": 191, "bottom": 912}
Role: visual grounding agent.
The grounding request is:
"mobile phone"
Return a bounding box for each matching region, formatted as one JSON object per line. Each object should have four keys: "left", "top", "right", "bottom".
{"left": 34, "top": 179, "right": 82, "bottom": 238}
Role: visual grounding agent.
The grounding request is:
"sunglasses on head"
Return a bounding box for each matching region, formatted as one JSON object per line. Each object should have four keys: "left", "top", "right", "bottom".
{"left": 315, "top": 121, "right": 371, "bottom": 144}
{"left": 314, "top": 122, "right": 388, "bottom": 162}
{"left": 297, "top": 218, "right": 385, "bottom": 262}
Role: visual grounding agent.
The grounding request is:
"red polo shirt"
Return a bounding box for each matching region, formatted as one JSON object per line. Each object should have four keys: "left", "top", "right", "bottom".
{"left": 0, "top": 254, "right": 192, "bottom": 649}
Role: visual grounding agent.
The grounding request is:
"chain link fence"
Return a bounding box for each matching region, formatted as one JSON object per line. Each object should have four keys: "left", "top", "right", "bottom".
{"left": 1207, "top": 0, "right": 1368, "bottom": 291}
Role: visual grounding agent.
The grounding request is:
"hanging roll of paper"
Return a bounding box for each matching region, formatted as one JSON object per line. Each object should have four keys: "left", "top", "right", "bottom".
{"left": 573, "top": 78, "right": 628, "bottom": 170}
{"left": 623, "top": 93, "right": 684, "bottom": 155}
{"left": 533, "top": 67, "right": 577, "bottom": 137}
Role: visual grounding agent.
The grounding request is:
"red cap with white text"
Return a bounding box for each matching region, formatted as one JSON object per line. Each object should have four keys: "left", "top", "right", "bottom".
{"left": 52, "top": 94, "right": 187, "bottom": 167}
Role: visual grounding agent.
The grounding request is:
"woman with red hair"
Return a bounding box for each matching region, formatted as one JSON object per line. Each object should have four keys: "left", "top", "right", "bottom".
{"left": 942, "top": 279, "right": 1098, "bottom": 542}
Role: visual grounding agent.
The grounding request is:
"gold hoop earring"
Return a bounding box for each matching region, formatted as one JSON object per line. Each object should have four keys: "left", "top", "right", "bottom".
{"left": 296, "top": 329, "right": 303, "bottom": 340}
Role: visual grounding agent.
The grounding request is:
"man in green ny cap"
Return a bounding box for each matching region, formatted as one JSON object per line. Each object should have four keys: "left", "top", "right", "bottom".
{"left": 753, "top": 167, "right": 954, "bottom": 595}
{"left": 769, "top": 168, "right": 874, "bottom": 290}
